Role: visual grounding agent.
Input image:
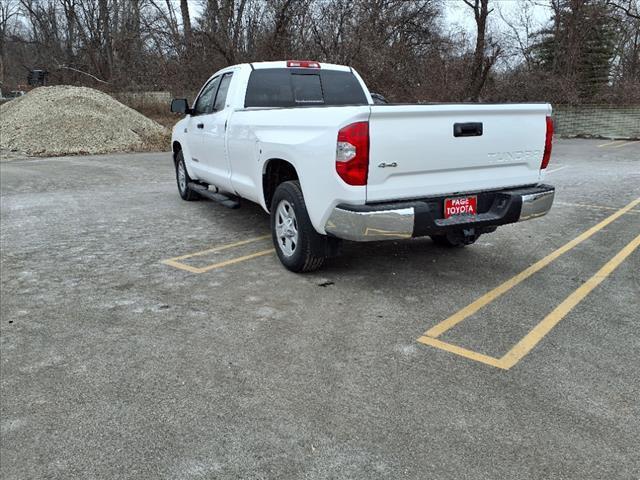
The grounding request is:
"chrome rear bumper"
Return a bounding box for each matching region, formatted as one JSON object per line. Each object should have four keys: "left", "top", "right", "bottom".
{"left": 325, "top": 185, "right": 555, "bottom": 242}
{"left": 325, "top": 207, "right": 415, "bottom": 241}
{"left": 519, "top": 189, "right": 555, "bottom": 221}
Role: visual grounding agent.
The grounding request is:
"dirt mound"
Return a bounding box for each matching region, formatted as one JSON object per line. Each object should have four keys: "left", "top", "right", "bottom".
{"left": 0, "top": 86, "right": 169, "bottom": 156}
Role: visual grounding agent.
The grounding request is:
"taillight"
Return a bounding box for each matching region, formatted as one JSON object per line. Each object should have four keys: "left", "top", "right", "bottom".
{"left": 286, "top": 60, "right": 320, "bottom": 68}
{"left": 336, "top": 122, "right": 369, "bottom": 186}
{"left": 541, "top": 115, "right": 553, "bottom": 170}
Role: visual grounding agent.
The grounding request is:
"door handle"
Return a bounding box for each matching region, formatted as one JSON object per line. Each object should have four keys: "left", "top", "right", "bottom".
{"left": 197, "top": 123, "right": 204, "bottom": 129}
{"left": 453, "top": 122, "right": 483, "bottom": 137}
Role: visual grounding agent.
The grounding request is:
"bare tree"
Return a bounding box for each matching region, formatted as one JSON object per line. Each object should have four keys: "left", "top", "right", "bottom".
{"left": 199, "top": 0, "right": 250, "bottom": 64}
{"left": 97, "top": 0, "right": 113, "bottom": 78}
{"left": 0, "top": 0, "right": 636, "bottom": 104}
{"left": 180, "top": 0, "right": 191, "bottom": 45}
{"left": 463, "top": 0, "right": 501, "bottom": 101}
{"left": 0, "top": 0, "right": 20, "bottom": 83}
{"left": 608, "top": 0, "right": 640, "bottom": 97}
{"left": 498, "top": 0, "right": 539, "bottom": 71}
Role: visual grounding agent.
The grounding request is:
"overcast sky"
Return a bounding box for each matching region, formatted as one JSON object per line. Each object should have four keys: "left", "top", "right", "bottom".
{"left": 445, "top": 0, "right": 552, "bottom": 34}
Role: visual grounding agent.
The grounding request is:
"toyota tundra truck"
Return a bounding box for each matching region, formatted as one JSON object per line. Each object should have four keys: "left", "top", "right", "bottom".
{"left": 170, "top": 60, "right": 555, "bottom": 272}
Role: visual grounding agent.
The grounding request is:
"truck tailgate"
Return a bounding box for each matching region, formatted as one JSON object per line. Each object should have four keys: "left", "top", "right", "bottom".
{"left": 367, "top": 104, "right": 551, "bottom": 202}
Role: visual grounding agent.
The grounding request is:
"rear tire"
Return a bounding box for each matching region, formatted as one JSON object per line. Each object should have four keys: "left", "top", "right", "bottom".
{"left": 270, "top": 181, "right": 328, "bottom": 273}
{"left": 175, "top": 151, "right": 200, "bottom": 201}
{"left": 431, "top": 230, "right": 481, "bottom": 247}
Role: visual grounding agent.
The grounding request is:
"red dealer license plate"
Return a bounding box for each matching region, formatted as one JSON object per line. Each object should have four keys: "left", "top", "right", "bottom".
{"left": 444, "top": 196, "right": 477, "bottom": 219}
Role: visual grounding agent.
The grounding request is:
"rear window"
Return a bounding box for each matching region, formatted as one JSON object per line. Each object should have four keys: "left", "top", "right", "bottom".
{"left": 244, "top": 68, "right": 368, "bottom": 108}
{"left": 292, "top": 74, "right": 323, "bottom": 104}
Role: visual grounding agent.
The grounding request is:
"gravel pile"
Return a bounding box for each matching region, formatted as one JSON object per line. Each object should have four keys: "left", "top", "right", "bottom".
{"left": 0, "top": 86, "right": 169, "bottom": 156}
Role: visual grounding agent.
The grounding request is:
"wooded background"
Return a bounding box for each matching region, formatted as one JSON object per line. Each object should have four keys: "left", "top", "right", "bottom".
{"left": 1, "top": 0, "right": 639, "bottom": 104}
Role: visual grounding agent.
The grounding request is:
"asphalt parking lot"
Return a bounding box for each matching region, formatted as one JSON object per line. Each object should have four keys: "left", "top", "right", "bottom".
{"left": 1, "top": 139, "right": 639, "bottom": 479}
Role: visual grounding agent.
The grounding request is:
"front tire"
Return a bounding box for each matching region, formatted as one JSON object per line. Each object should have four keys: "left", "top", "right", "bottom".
{"left": 175, "top": 151, "right": 200, "bottom": 201}
{"left": 270, "top": 181, "right": 328, "bottom": 273}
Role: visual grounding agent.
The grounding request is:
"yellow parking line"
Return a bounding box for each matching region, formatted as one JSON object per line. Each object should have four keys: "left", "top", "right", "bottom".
{"left": 161, "top": 234, "right": 273, "bottom": 273}
{"left": 419, "top": 233, "right": 640, "bottom": 370}
{"left": 423, "top": 197, "right": 640, "bottom": 338}
{"left": 613, "top": 141, "right": 639, "bottom": 148}
{"left": 598, "top": 140, "right": 624, "bottom": 147}
{"left": 168, "top": 234, "right": 271, "bottom": 261}
{"left": 417, "top": 336, "right": 506, "bottom": 369}
{"left": 197, "top": 249, "right": 274, "bottom": 273}
{"left": 555, "top": 201, "right": 640, "bottom": 214}
{"left": 500, "top": 233, "right": 640, "bottom": 369}
{"left": 161, "top": 259, "right": 205, "bottom": 274}
{"left": 162, "top": 249, "right": 274, "bottom": 273}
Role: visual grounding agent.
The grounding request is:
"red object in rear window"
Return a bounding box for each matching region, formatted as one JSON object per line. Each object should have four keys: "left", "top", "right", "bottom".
{"left": 541, "top": 116, "right": 553, "bottom": 170}
{"left": 286, "top": 60, "right": 320, "bottom": 68}
{"left": 336, "top": 122, "right": 369, "bottom": 186}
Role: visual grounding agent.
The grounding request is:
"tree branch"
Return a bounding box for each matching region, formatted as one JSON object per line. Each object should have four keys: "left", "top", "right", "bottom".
{"left": 57, "top": 65, "right": 111, "bottom": 84}
{"left": 607, "top": 1, "right": 640, "bottom": 20}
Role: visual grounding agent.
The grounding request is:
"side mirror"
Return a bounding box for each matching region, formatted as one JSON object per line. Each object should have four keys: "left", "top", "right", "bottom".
{"left": 171, "top": 98, "right": 189, "bottom": 114}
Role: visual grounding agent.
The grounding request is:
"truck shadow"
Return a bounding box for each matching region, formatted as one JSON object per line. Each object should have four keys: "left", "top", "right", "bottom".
{"left": 325, "top": 238, "right": 477, "bottom": 275}
{"left": 190, "top": 197, "right": 483, "bottom": 277}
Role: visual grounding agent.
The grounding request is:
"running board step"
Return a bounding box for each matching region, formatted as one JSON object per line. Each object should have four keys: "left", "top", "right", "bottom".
{"left": 188, "top": 183, "right": 240, "bottom": 209}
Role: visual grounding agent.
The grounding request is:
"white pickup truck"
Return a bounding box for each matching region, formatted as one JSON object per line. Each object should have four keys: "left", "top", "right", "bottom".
{"left": 170, "top": 60, "right": 555, "bottom": 272}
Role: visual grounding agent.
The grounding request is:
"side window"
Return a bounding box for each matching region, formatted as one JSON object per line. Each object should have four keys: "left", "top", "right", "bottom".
{"left": 213, "top": 73, "right": 233, "bottom": 112}
{"left": 320, "top": 70, "right": 368, "bottom": 105}
{"left": 193, "top": 76, "right": 220, "bottom": 115}
{"left": 245, "top": 69, "right": 294, "bottom": 108}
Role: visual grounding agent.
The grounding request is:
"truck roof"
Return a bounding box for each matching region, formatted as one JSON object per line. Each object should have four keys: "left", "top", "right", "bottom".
{"left": 249, "top": 61, "right": 351, "bottom": 72}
